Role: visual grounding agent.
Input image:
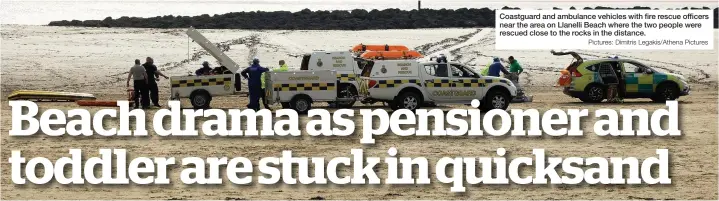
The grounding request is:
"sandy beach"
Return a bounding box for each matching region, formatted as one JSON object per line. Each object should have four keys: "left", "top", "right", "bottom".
{"left": 1, "top": 25, "right": 717, "bottom": 199}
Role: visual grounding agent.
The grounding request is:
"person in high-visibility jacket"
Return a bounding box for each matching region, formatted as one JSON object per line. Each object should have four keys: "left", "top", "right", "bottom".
{"left": 481, "top": 63, "right": 490, "bottom": 76}
{"left": 258, "top": 60, "right": 290, "bottom": 109}
{"left": 277, "top": 60, "right": 289, "bottom": 71}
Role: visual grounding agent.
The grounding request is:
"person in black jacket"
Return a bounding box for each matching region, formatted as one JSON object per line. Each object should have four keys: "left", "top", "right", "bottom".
{"left": 142, "top": 57, "right": 168, "bottom": 107}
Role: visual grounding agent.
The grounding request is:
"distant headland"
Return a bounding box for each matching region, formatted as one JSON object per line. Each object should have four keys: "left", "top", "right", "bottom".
{"left": 48, "top": 6, "right": 719, "bottom": 30}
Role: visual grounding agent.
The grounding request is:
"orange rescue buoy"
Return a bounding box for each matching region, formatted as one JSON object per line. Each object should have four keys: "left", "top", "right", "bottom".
{"left": 352, "top": 44, "right": 409, "bottom": 52}
{"left": 359, "top": 50, "right": 424, "bottom": 60}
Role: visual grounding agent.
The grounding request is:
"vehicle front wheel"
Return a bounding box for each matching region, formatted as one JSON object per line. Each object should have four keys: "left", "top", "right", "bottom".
{"left": 393, "top": 92, "right": 422, "bottom": 111}
{"left": 281, "top": 102, "right": 290, "bottom": 109}
{"left": 481, "top": 90, "right": 510, "bottom": 112}
{"left": 290, "top": 96, "right": 312, "bottom": 114}
{"left": 581, "top": 84, "right": 605, "bottom": 103}
{"left": 652, "top": 83, "right": 679, "bottom": 103}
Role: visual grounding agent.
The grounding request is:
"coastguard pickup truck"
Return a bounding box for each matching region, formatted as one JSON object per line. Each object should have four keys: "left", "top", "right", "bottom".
{"left": 357, "top": 60, "right": 518, "bottom": 111}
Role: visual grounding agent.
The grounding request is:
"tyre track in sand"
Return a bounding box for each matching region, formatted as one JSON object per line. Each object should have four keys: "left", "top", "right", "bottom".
{"left": 414, "top": 29, "right": 482, "bottom": 57}
{"left": 55, "top": 34, "right": 265, "bottom": 91}
{"left": 446, "top": 29, "right": 544, "bottom": 86}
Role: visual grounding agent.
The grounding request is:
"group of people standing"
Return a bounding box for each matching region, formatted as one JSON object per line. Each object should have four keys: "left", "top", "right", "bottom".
{"left": 127, "top": 54, "right": 527, "bottom": 110}
{"left": 126, "top": 57, "right": 169, "bottom": 109}
{"left": 127, "top": 56, "right": 288, "bottom": 110}
{"left": 240, "top": 58, "right": 289, "bottom": 111}
{"left": 483, "top": 56, "right": 529, "bottom": 100}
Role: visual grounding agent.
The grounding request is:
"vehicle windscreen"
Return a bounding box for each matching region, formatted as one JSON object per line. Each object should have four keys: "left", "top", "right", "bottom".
{"left": 300, "top": 55, "right": 310, "bottom": 70}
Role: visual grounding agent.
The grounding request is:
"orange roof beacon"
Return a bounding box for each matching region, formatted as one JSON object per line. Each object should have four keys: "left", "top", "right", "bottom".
{"left": 359, "top": 50, "right": 424, "bottom": 60}
{"left": 352, "top": 44, "right": 410, "bottom": 53}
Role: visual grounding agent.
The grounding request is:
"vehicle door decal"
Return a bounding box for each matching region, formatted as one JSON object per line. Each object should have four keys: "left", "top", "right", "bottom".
{"left": 624, "top": 73, "right": 655, "bottom": 93}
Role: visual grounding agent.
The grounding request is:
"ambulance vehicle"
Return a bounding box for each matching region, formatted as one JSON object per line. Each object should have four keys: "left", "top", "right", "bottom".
{"left": 552, "top": 50, "right": 690, "bottom": 103}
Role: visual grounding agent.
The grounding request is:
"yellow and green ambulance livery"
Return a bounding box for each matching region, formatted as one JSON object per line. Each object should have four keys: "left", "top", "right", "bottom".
{"left": 552, "top": 50, "right": 690, "bottom": 103}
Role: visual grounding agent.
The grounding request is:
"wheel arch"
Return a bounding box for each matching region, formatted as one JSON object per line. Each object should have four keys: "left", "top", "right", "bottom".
{"left": 486, "top": 85, "right": 511, "bottom": 98}
{"left": 394, "top": 86, "right": 425, "bottom": 102}
{"left": 190, "top": 89, "right": 212, "bottom": 100}
{"left": 338, "top": 82, "right": 358, "bottom": 93}
{"left": 656, "top": 80, "right": 680, "bottom": 91}
{"left": 291, "top": 93, "right": 313, "bottom": 103}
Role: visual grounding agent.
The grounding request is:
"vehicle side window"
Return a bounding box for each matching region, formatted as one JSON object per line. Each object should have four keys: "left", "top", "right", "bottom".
{"left": 624, "top": 62, "right": 647, "bottom": 73}
{"left": 451, "top": 64, "right": 477, "bottom": 78}
{"left": 450, "top": 65, "right": 465, "bottom": 77}
{"left": 424, "top": 64, "right": 449, "bottom": 77}
{"left": 586, "top": 64, "right": 599, "bottom": 72}
{"left": 300, "top": 55, "right": 311, "bottom": 70}
{"left": 355, "top": 59, "right": 364, "bottom": 70}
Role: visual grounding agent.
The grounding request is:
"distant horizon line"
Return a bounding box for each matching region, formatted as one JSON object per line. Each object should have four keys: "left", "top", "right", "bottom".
{"left": 5, "top": 5, "right": 718, "bottom": 25}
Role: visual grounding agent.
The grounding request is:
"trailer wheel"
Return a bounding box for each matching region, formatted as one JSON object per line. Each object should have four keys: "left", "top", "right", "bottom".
{"left": 290, "top": 95, "right": 312, "bottom": 114}
{"left": 190, "top": 90, "right": 211, "bottom": 109}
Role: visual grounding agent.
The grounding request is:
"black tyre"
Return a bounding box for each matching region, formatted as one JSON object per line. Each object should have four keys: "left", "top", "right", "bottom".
{"left": 290, "top": 96, "right": 312, "bottom": 114}
{"left": 190, "top": 91, "right": 211, "bottom": 109}
{"left": 281, "top": 102, "right": 290, "bottom": 109}
{"left": 581, "top": 84, "right": 605, "bottom": 103}
{"left": 393, "top": 91, "right": 422, "bottom": 111}
{"left": 652, "top": 83, "right": 679, "bottom": 103}
{"left": 423, "top": 102, "right": 438, "bottom": 107}
{"left": 336, "top": 85, "right": 357, "bottom": 108}
{"left": 388, "top": 101, "right": 400, "bottom": 110}
{"left": 480, "top": 89, "right": 510, "bottom": 112}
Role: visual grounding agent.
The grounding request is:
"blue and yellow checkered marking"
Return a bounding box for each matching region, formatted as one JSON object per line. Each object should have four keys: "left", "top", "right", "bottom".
{"left": 455, "top": 79, "right": 486, "bottom": 87}
{"left": 373, "top": 79, "right": 421, "bottom": 88}
{"left": 273, "top": 82, "right": 336, "bottom": 91}
{"left": 171, "top": 77, "right": 232, "bottom": 88}
{"left": 425, "top": 79, "right": 452, "bottom": 88}
{"left": 425, "top": 78, "right": 506, "bottom": 88}
{"left": 337, "top": 74, "right": 357, "bottom": 82}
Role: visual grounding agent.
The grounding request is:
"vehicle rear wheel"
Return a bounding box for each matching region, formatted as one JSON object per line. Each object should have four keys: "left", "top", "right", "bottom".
{"left": 581, "top": 84, "right": 605, "bottom": 103}
{"left": 481, "top": 90, "right": 510, "bottom": 112}
{"left": 290, "top": 96, "right": 312, "bottom": 114}
{"left": 393, "top": 92, "right": 421, "bottom": 111}
{"left": 652, "top": 83, "right": 679, "bottom": 103}
{"left": 388, "top": 101, "right": 399, "bottom": 110}
{"left": 190, "top": 91, "right": 211, "bottom": 109}
{"left": 423, "top": 102, "right": 438, "bottom": 107}
{"left": 336, "top": 85, "right": 357, "bottom": 108}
